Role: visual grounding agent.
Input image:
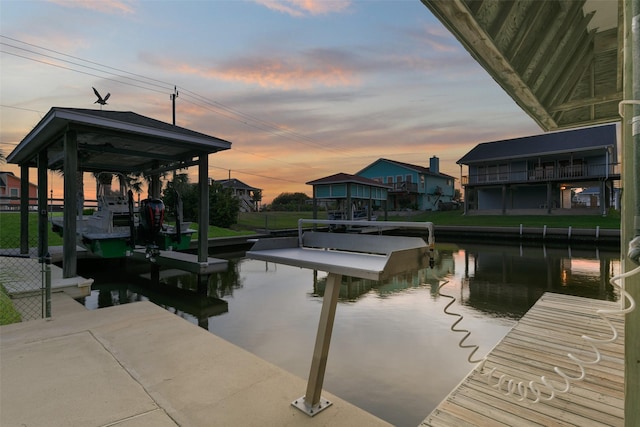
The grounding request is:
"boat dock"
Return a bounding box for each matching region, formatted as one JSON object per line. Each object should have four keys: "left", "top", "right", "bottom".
{"left": 0, "top": 295, "right": 391, "bottom": 427}
{"left": 421, "top": 293, "right": 624, "bottom": 426}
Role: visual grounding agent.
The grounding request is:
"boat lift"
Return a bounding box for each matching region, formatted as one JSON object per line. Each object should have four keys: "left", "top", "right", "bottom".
{"left": 246, "top": 219, "right": 435, "bottom": 416}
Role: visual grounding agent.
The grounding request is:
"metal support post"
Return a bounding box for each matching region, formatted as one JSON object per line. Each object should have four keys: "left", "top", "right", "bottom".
{"left": 292, "top": 272, "right": 342, "bottom": 416}
{"left": 42, "top": 252, "right": 51, "bottom": 318}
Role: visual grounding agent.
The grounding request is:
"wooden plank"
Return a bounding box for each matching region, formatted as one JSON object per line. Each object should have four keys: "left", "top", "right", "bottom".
{"left": 421, "top": 292, "right": 624, "bottom": 427}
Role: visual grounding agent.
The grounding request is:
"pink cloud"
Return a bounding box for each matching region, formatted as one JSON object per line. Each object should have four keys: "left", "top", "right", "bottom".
{"left": 253, "top": 0, "right": 351, "bottom": 17}
{"left": 47, "top": 0, "right": 136, "bottom": 15}
{"left": 142, "top": 53, "right": 358, "bottom": 90}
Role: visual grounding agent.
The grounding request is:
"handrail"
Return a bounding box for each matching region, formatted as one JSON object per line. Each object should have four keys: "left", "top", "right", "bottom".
{"left": 296, "top": 219, "right": 435, "bottom": 248}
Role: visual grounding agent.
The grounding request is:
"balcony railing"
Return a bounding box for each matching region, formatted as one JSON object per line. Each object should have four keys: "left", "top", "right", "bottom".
{"left": 388, "top": 181, "right": 418, "bottom": 193}
{"left": 462, "top": 163, "right": 620, "bottom": 186}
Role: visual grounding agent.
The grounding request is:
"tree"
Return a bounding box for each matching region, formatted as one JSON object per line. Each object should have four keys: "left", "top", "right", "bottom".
{"left": 162, "top": 175, "right": 239, "bottom": 228}
{"left": 162, "top": 174, "right": 199, "bottom": 221}
{"left": 209, "top": 182, "right": 239, "bottom": 228}
{"left": 271, "top": 192, "right": 312, "bottom": 211}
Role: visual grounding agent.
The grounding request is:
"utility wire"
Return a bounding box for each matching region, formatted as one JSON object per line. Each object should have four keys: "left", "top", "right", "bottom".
{"left": 0, "top": 35, "right": 360, "bottom": 184}
{"left": 1, "top": 34, "right": 357, "bottom": 157}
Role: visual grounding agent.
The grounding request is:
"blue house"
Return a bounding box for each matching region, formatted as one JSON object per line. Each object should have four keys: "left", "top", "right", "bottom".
{"left": 306, "top": 173, "right": 390, "bottom": 220}
{"left": 356, "top": 157, "right": 457, "bottom": 211}
{"left": 457, "top": 124, "right": 620, "bottom": 215}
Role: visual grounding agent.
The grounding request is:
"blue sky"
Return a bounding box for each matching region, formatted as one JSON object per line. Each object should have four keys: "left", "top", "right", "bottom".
{"left": 0, "top": 0, "right": 540, "bottom": 203}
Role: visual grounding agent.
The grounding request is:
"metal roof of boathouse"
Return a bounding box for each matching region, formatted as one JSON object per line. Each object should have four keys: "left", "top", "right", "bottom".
{"left": 7, "top": 107, "right": 231, "bottom": 173}
{"left": 306, "top": 172, "right": 391, "bottom": 187}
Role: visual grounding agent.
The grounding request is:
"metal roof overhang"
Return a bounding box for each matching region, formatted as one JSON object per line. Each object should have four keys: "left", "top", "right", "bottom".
{"left": 7, "top": 107, "right": 232, "bottom": 175}
{"left": 421, "top": 0, "right": 622, "bottom": 131}
{"left": 459, "top": 146, "right": 615, "bottom": 165}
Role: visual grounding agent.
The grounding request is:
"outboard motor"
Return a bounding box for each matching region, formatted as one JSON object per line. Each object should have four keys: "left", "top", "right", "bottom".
{"left": 139, "top": 198, "right": 165, "bottom": 260}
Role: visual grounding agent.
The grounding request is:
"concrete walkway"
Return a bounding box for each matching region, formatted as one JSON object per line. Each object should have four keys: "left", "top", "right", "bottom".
{"left": 0, "top": 295, "right": 391, "bottom": 427}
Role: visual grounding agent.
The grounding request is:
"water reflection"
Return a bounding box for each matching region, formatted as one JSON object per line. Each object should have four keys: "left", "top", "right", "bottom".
{"left": 79, "top": 242, "right": 620, "bottom": 427}
{"left": 460, "top": 244, "right": 618, "bottom": 318}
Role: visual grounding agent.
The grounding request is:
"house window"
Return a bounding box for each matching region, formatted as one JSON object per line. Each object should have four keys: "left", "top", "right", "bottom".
{"left": 387, "top": 176, "right": 393, "bottom": 184}
{"left": 499, "top": 164, "right": 508, "bottom": 180}
{"left": 488, "top": 165, "right": 498, "bottom": 181}
{"left": 396, "top": 175, "right": 403, "bottom": 183}
{"left": 420, "top": 175, "right": 425, "bottom": 189}
{"left": 477, "top": 166, "right": 486, "bottom": 183}
{"left": 405, "top": 175, "right": 412, "bottom": 183}
{"left": 10, "top": 188, "right": 19, "bottom": 197}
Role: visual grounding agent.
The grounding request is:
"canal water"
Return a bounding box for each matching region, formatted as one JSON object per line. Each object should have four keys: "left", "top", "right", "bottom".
{"left": 79, "top": 242, "right": 621, "bottom": 427}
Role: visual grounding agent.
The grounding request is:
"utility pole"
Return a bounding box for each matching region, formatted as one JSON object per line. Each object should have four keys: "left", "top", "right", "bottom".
{"left": 170, "top": 86, "right": 179, "bottom": 125}
{"left": 171, "top": 86, "right": 179, "bottom": 182}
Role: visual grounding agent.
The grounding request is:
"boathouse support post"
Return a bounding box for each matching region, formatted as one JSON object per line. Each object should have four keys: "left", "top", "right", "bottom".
{"left": 292, "top": 272, "right": 342, "bottom": 416}
{"left": 624, "top": 1, "right": 640, "bottom": 425}
{"left": 600, "top": 180, "right": 607, "bottom": 216}
{"left": 198, "top": 153, "right": 208, "bottom": 263}
{"left": 346, "top": 184, "right": 352, "bottom": 220}
{"left": 20, "top": 164, "right": 29, "bottom": 254}
{"left": 62, "top": 130, "right": 78, "bottom": 278}
{"left": 37, "top": 151, "right": 48, "bottom": 259}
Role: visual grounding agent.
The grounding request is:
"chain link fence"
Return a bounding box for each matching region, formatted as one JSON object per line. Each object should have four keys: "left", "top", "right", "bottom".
{"left": 0, "top": 210, "right": 49, "bottom": 323}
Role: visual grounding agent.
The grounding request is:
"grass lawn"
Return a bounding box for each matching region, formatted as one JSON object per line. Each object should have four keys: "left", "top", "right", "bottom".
{"left": 0, "top": 212, "right": 62, "bottom": 249}
{"left": 0, "top": 286, "right": 21, "bottom": 325}
{"left": 237, "top": 211, "right": 327, "bottom": 230}
{"left": 0, "top": 212, "right": 255, "bottom": 249}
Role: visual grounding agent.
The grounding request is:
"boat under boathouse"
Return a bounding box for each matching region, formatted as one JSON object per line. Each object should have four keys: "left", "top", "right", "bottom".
{"left": 6, "top": 107, "right": 232, "bottom": 279}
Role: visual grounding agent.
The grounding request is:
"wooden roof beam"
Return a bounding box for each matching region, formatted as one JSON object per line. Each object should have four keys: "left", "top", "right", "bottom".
{"left": 487, "top": 1, "right": 519, "bottom": 49}
{"left": 531, "top": 10, "right": 595, "bottom": 95}
{"left": 507, "top": 1, "right": 554, "bottom": 74}
{"left": 543, "top": 29, "right": 597, "bottom": 107}
{"left": 549, "top": 90, "right": 622, "bottom": 113}
{"left": 521, "top": 1, "right": 585, "bottom": 86}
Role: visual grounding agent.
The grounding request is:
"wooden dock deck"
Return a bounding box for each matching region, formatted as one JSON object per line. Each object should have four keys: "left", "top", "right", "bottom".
{"left": 421, "top": 293, "right": 624, "bottom": 426}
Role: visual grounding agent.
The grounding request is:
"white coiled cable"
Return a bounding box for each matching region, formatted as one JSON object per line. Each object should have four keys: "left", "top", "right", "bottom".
{"left": 436, "top": 275, "right": 484, "bottom": 364}
{"left": 477, "top": 264, "right": 638, "bottom": 403}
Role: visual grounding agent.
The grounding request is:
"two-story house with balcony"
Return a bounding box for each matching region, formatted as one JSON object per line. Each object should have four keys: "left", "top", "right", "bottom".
{"left": 356, "top": 157, "right": 456, "bottom": 211}
{"left": 216, "top": 178, "right": 262, "bottom": 212}
{"left": 457, "top": 124, "right": 619, "bottom": 215}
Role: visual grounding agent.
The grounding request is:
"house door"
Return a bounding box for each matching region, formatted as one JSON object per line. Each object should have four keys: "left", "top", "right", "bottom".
{"left": 561, "top": 188, "right": 572, "bottom": 209}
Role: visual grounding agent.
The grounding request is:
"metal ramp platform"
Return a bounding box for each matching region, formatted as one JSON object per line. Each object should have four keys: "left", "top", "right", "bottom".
{"left": 131, "top": 249, "right": 227, "bottom": 275}
{"left": 246, "top": 219, "right": 435, "bottom": 417}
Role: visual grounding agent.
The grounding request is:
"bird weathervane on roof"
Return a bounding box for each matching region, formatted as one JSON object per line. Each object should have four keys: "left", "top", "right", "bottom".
{"left": 92, "top": 87, "right": 110, "bottom": 109}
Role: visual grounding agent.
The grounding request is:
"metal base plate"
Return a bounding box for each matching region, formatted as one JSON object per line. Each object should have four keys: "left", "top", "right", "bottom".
{"left": 291, "top": 396, "right": 333, "bottom": 416}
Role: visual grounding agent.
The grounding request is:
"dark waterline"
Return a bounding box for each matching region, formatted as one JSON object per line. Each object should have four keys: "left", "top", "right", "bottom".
{"left": 77, "top": 242, "right": 620, "bottom": 427}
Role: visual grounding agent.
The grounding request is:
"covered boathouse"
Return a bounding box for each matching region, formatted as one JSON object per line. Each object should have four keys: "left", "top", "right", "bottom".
{"left": 6, "top": 107, "right": 232, "bottom": 279}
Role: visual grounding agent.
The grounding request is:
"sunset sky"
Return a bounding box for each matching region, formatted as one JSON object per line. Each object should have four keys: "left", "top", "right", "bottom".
{"left": 0, "top": 0, "right": 542, "bottom": 203}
